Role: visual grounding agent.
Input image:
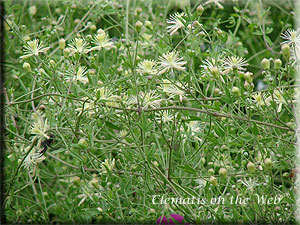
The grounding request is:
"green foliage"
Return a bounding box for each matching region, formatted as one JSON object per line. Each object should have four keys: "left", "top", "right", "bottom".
{"left": 4, "top": 0, "right": 297, "bottom": 224}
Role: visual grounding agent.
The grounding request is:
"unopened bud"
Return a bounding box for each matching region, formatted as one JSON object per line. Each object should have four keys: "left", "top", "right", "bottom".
{"left": 59, "top": 38, "right": 65, "bottom": 49}
{"left": 261, "top": 58, "right": 270, "bottom": 70}
{"left": 72, "top": 176, "right": 81, "bottom": 186}
{"left": 208, "top": 168, "right": 215, "bottom": 176}
{"left": 135, "top": 21, "right": 143, "bottom": 33}
{"left": 214, "top": 88, "right": 221, "bottom": 96}
{"left": 244, "top": 81, "right": 250, "bottom": 89}
{"left": 232, "top": 86, "right": 240, "bottom": 97}
{"left": 78, "top": 138, "right": 88, "bottom": 148}
{"left": 136, "top": 7, "right": 142, "bottom": 15}
{"left": 50, "top": 59, "right": 56, "bottom": 68}
{"left": 210, "top": 176, "right": 218, "bottom": 186}
{"left": 90, "top": 24, "right": 97, "bottom": 31}
{"left": 22, "top": 62, "right": 31, "bottom": 72}
{"left": 274, "top": 59, "right": 282, "bottom": 70}
{"left": 29, "top": 5, "right": 37, "bottom": 16}
{"left": 243, "top": 72, "right": 253, "bottom": 83}
{"left": 63, "top": 48, "right": 70, "bottom": 57}
{"left": 196, "top": 5, "right": 204, "bottom": 16}
{"left": 145, "top": 21, "right": 153, "bottom": 29}
{"left": 264, "top": 158, "right": 272, "bottom": 168}
{"left": 219, "top": 168, "right": 228, "bottom": 178}
{"left": 247, "top": 162, "right": 255, "bottom": 173}
{"left": 192, "top": 21, "right": 201, "bottom": 28}
{"left": 90, "top": 178, "right": 98, "bottom": 189}
{"left": 281, "top": 44, "right": 290, "bottom": 59}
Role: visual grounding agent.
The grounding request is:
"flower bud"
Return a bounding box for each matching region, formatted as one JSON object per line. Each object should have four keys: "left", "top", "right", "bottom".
{"left": 274, "top": 59, "right": 282, "bottom": 70}
{"left": 59, "top": 38, "right": 65, "bottom": 49}
{"left": 243, "top": 72, "right": 253, "bottom": 83}
{"left": 42, "top": 192, "right": 49, "bottom": 199}
{"left": 210, "top": 66, "right": 219, "bottom": 78}
{"left": 232, "top": 86, "right": 240, "bottom": 97}
{"left": 214, "top": 88, "right": 221, "bottom": 96}
{"left": 55, "top": 191, "right": 63, "bottom": 197}
{"left": 29, "top": 5, "right": 37, "bottom": 16}
{"left": 90, "top": 178, "right": 98, "bottom": 189}
{"left": 192, "top": 21, "right": 201, "bottom": 28}
{"left": 22, "top": 62, "right": 31, "bottom": 72}
{"left": 216, "top": 28, "right": 223, "bottom": 36}
{"left": 196, "top": 5, "right": 204, "bottom": 16}
{"left": 78, "top": 138, "right": 88, "bottom": 148}
{"left": 145, "top": 20, "right": 153, "bottom": 30}
{"left": 63, "top": 48, "right": 70, "bottom": 57}
{"left": 50, "top": 59, "right": 56, "bottom": 68}
{"left": 244, "top": 81, "right": 250, "bottom": 89}
{"left": 210, "top": 176, "right": 218, "bottom": 186}
{"left": 247, "top": 162, "right": 255, "bottom": 173}
{"left": 261, "top": 58, "right": 270, "bottom": 70}
{"left": 38, "top": 68, "right": 45, "bottom": 74}
{"left": 219, "top": 168, "right": 228, "bottom": 178}
{"left": 200, "top": 157, "right": 206, "bottom": 165}
{"left": 135, "top": 21, "right": 143, "bottom": 33}
{"left": 90, "top": 24, "right": 97, "bottom": 31}
{"left": 71, "top": 176, "right": 81, "bottom": 186}
{"left": 281, "top": 44, "right": 290, "bottom": 59}
{"left": 86, "top": 34, "right": 92, "bottom": 41}
{"left": 24, "top": 35, "right": 31, "bottom": 42}
{"left": 149, "top": 208, "right": 155, "bottom": 213}
{"left": 135, "top": 7, "right": 142, "bottom": 15}
{"left": 208, "top": 168, "right": 215, "bottom": 176}
{"left": 264, "top": 158, "right": 272, "bottom": 168}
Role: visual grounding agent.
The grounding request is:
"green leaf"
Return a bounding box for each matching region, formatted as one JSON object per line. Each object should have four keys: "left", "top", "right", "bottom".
{"left": 105, "top": 121, "right": 119, "bottom": 130}
{"left": 177, "top": 165, "right": 196, "bottom": 174}
{"left": 265, "top": 27, "right": 273, "bottom": 34}
{"left": 252, "top": 30, "right": 263, "bottom": 35}
{"left": 265, "top": 35, "right": 273, "bottom": 46}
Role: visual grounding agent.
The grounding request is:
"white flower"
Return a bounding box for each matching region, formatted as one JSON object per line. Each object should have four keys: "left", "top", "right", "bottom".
{"left": 77, "top": 182, "right": 102, "bottom": 206}
{"left": 30, "top": 117, "right": 49, "bottom": 139}
{"left": 102, "top": 158, "right": 115, "bottom": 172}
{"left": 281, "top": 28, "right": 300, "bottom": 48}
{"left": 68, "top": 38, "right": 90, "bottom": 55}
{"left": 141, "top": 34, "right": 153, "bottom": 47}
{"left": 22, "top": 146, "right": 46, "bottom": 170}
{"left": 161, "top": 79, "right": 186, "bottom": 102}
{"left": 20, "top": 39, "right": 50, "bottom": 59}
{"left": 95, "top": 87, "right": 118, "bottom": 106}
{"left": 137, "top": 59, "right": 158, "bottom": 75}
{"left": 194, "top": 178, "right": 207, "bottom": 190}
{"left": 200, "top": 57, "right": 222, "bottom": 77}
{"left": 203, "top": 0, "right": 224, "bottom": 9}
{"left": 155, "top": 111, "right": 177, "bottom": 123}
{"left": 167, "top": 12, "right": 186, "bottom": 35}
{"left": 273, "top": 89, "right": 286, "bottom": 113}
{"left": 66, "top": 66, "right": 89, "bottom": 84}
{"left": 252, "top": 92, "right": 271, "bottom": 106}
{"left": 222, "top": 56, "right": 248, "bottom": 73}
{"left": 238, "top": 178, "right": 261, "bottom": 192}
{"left": 158, "top": 51, "right": 186, "bottom": 74}
{"left": 181, "top": 120, "right": 203, "bottom": 141}
{"left": 141, "top": 90, "right": 163, "bottom": 109}
{"left": 291, "top": 45, "right": 300, "bottom": 65}
{"left": 90, "top": 30, "right": 115, "bottom": 51}
{"left": 127, "top": 91, "right": 162, "bottom": 109}
{"left": 75, "top": 97, "right": 97, "bottom": 116}
{"left": 187, "top": 121, "right": 203, "bottom": 134}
